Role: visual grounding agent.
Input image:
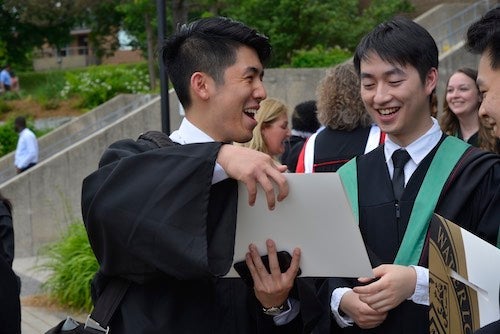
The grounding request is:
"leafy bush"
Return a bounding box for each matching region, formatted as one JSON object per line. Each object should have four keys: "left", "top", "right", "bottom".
{"left": 289, "top": 45, "right": 352, "bottom": 68}
{"left": 0, "top": 91, "right": 22, "bottom": 101}
{"left": 0, "top": 100, "right": 12, "bottom": 114}
{"left": 40, "top": 222, "right": 98, "bottom": 312}
{"left": 61, "top": 64, "right": 150, "bottom": 109}
{"left": 0, "top": 118, "right": 17, "bottom": 156}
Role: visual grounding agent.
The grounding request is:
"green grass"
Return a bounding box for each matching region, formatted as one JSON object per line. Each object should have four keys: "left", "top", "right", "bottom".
{"left": 39, "top": 223, "right": 98, "bottom": 312}
{"left": 18, "top": 70, "right": 67, "bottom": 101}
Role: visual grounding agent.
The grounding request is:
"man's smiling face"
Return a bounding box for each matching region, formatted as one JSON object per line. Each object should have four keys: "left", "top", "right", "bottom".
{"left": 477, "top": 52, "right": 500, "bottom": 139}
{"left": 359, "top": 52, "right": 436, "bottom": 147}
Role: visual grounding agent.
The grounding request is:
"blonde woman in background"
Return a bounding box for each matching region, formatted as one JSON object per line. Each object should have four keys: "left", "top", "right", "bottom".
{"left": 245, "top": 98, "right": 291, "bottom": 160}
{"left": 440, "top": 67, "right": 499, "bottom": 153}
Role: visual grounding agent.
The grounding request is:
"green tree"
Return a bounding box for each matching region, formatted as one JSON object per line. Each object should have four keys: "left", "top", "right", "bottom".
{"left": 117, "top": 0, "right": 160, "bottom": 90}
{"left": 0, "top": 1, "right": 45, "bottom": 69}
{"left": 217, "top": 0, "right": 413, "bottom": 67}
{"left": 4, "top": 0, "right": 82, "bottom": 52}
{"left": 344, "top": 0, "right": 414, "bottom": 50}
{"left": 80, "top": 0, "right": 125, "bottom": 60}
{"left": 215, "top": 0, "right": 358, "bottom": 66}
{"left": 3, "top": 0, "right": 125, "bottom": 66}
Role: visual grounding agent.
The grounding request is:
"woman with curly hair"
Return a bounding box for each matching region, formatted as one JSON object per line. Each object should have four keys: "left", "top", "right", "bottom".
{"left": 440, "top": 67, "right": 499, "bottom": 153}
{"left": 296, "top": 61, "right": 384, "bottom": 173}
{"left": 244, "top": 98, "right": 291, "bottom": 160}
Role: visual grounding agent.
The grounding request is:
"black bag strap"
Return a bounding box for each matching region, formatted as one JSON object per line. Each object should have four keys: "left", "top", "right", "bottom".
{"left": 85, "top": 278, "right": 130, "bottom": 333}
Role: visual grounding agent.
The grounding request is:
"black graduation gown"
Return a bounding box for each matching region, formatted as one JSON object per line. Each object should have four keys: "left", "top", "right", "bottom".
{"left": 475, "top": 320, "right": 500, "bottom": 334}
{"left": 82, "top": 138, "right": 319, "bottom": 333}
{"left": 281, "top": 135, "right": 306, "bottom": 172}
{"left": 313, "top": 126, "right": 372, "bottom": 173}
{"left": 0, "top": 255, "right": 20, "bottom": 334}
{"left": 0, "top": 202, "right": 14, "bottom": 266}
{"left": 328, "top": 135, "right": 500, "bottom": 334}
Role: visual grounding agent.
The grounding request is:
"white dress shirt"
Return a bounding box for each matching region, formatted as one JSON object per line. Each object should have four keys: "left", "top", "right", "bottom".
{"left": 170, "top": 118, "right": 298, "bottom": 324}
{"left": 14, "top": 128, "right": 39, "bottom": 169}
{"left": 169, "top": 118, "right": 228, "bottom": 184}
{"left": 331, "top": 118, "right": 442, "bottom": 327}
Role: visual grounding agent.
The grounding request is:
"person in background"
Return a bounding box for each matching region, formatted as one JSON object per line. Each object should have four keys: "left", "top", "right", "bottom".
{"left": 9, "top": 68, "right": 19, "bottom": 92}
{"left": 466, "top": 6, "right": 500, "bottom": 334}
{"left": 245, "top": 98, "right": 291, "bottom": 161}
{"left": 0, "top": 191, "right": 20, "bottom": 334}
{"left": 280, "top": 100, "right": 320, "bottom": 172}
{"left": 440, "top": 67, "right": 499, "bottom": 153}
{"left": 0, "top": 64, "right": 12, "bottom": 92}
{"left": 14, "top": 116, "right": 38, "bottom": 174}
{"left": 0, "top": 192, "right": 14, "bottom": 267}
{"left": 296, "top": 61, "right": 383, "bottom": 173}
{"left": 328, "top": 16, "right": 500, "bottom": 334}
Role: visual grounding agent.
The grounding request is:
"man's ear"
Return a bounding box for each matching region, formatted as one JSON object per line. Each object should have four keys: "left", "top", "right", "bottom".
{"left": 425, "top": 68, "right": 439, "bottom": 95}
{"left": 190, "top": 72, "right": 212, "bottom": 101}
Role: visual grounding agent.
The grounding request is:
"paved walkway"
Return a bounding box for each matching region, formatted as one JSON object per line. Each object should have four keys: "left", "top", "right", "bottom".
{"left": 13, "top": 257, "right": 85, "bottom": 334}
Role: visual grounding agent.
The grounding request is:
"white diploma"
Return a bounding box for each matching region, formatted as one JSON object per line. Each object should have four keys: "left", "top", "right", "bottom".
{"left": 226, "top": 173, "right": 373, "bottom": 278}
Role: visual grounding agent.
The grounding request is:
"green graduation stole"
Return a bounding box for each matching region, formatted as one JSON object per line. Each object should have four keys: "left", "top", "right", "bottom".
{"left": 338, "top": 136, "right": 470, "bottom": 266}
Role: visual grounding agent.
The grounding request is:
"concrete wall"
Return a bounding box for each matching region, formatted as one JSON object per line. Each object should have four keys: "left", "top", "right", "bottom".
{"left": 4, "top": 96, "right": 162, "bottom": 257}
{"left": 167, "top": 67, "right": 328, "bottom": 131}
{"left": 264, "top": 68, "right": 328, "bottom": 112}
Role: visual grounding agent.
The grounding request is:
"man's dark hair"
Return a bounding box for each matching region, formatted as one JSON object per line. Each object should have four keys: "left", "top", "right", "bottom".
{"left": 291, "top": 100, "right": 320, "bottom": 133}
{"left": 466, "top": 7, "right": 500, "bottom": 69}
{"left": 14, "top": 116, "right": 26, "bottom": 128}
{"left": 353, "top": 17, "right": 438, "bottom": 84}
{"left": 161, "top": 16, "right": 271, "bottom": 109}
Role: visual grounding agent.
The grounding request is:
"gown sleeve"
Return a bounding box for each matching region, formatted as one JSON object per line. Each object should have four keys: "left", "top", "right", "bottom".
{"left": 81, "top": 140, "right": 229, "bottom": 283}
{"left": 437, "top": 148, "right": 500, "bottom": 246}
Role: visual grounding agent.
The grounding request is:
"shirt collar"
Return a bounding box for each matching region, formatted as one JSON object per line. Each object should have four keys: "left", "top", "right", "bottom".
{"left": 384, "top": 117, "right": 442, "bottom": 166}
{"left": 169, "top": 118, "right": 215, "bottom": 144}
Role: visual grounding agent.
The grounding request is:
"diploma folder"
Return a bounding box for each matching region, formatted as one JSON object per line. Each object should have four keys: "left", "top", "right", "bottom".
{"left": 226, "top": 173, "right": 373, "bottom": 278}
{"left": 429, "top": 214, "right": 500, "bottom": 333}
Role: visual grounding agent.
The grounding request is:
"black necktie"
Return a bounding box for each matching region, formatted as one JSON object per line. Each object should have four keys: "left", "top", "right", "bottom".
{"left": 391, "top": 149, "right": 411, "bottom": 201}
